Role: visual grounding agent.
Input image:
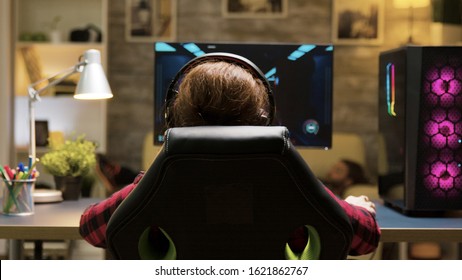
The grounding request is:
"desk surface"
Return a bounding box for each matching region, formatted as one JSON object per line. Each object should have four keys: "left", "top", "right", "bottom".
{"left": 375, "top": 202, "right": 462, "bottom": 243}
{"left": 0, "top": 198, "right": 99, "bottom": 240}
{"left": 1, "top": 198, "right": 461, "bottom": 243}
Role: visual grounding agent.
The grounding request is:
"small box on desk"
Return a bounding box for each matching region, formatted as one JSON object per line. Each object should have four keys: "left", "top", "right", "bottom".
{"left": 378, "top": 46, "right": 462, "bottom": 215}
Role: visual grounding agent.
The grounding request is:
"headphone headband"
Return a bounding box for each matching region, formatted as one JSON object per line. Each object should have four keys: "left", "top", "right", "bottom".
{"left": 164, "top": 52, "right": 275, "bottom": 127}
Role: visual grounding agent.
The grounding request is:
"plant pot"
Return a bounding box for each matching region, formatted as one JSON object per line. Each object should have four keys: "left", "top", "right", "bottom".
{"left": 54, "top": 176, "right": 82, "bottom": 200}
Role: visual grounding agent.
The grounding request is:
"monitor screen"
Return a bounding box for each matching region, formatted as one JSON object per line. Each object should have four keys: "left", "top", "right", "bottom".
{"left": 154, "top": 42, "right": 333, "bottom": 148}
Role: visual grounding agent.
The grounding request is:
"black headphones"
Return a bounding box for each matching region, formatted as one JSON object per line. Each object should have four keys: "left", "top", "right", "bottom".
{"left": 164, "top": 52, "right": 275, "bottom": 127}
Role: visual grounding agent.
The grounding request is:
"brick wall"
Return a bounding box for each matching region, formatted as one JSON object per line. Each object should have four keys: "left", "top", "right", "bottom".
{"left": 107, "top": 0, "right": 434, "bottom": 181}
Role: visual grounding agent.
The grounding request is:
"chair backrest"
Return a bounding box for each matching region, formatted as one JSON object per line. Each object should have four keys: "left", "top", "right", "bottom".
{"left": 106, "top": 126, "right": 353, "bottom": 260}
{"left": 143, "top": 131, "right": 367, "bottom": 177}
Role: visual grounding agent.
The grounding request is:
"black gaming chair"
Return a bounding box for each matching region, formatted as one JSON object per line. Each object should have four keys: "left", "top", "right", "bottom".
{"left": 106, "top": 126, "right": 353, "bottom": 259}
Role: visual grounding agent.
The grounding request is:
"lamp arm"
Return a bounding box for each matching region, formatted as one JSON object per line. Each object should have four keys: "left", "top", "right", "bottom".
{"left": 28, "top": 62, "right": 85, "bottom": 101}
{"left": 27, "top": 49, "right": 111, "bottom": 163}
{"left": 27, "top": 60, "right": 85, "bottom": 166}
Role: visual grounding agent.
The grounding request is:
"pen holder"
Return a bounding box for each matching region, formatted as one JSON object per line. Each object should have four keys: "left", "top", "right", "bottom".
{"left": 2, "top": 179, "right": 35, "bottom": 216}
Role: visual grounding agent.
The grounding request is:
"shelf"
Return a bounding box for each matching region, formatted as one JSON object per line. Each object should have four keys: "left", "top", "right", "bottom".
{"left": 16, "top": 42, "right": 105, "bottom": 48}
{"left": 13, "top": 0, "right": 108, "bottom": 155}
{"left": 15, "top": 0, "right": 106, "bottom": 45}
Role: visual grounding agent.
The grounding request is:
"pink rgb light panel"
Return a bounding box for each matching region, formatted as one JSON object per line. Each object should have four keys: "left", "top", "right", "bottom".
{"left": 421, "top": 60, "right": 462, "bottom": 198}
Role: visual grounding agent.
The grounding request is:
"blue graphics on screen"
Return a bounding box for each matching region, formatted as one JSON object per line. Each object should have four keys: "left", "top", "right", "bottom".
{"left": 154, "top": 42, "right": 333, "bottom": 148}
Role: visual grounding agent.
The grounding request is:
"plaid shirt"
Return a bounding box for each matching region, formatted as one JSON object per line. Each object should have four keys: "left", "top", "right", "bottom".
{"left": 79, "top": 172, "right": 380, "bottom": 256}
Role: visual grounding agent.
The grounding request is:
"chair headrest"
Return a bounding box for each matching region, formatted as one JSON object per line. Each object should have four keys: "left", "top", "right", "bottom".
{"left": 164, "top": 126, "right": 291, "bottom": 155}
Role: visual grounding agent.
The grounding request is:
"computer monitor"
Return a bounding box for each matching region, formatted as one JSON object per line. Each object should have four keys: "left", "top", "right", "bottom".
{"left": 153, "top": 42, "right": 333, "bottom": 148}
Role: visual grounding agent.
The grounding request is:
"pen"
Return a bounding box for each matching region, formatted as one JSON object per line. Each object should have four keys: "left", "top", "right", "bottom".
{"left": 3, "top": 165, "right": 15, "bottom": 180}
{"left": 30, "top": 169, "right": 37, "bottom": 179}
{"left": 0, "top": 165, "right": 21, "bottom": 212}
{"left": 28, "top": 155, "right": 33, "bottom": 171}
{"left": 18, "top": 162, "right": 25, "bottom": 172}
{"left": 0, "top": 165, "right": 10, "bottom": 181}
{"left": 24, "top": 158, "right": 39, "bottom": 179}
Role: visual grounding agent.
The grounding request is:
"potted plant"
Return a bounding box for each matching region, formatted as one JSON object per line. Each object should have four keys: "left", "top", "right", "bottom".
{"left": 40, "top": 135, "right": 97, "bottom": 200}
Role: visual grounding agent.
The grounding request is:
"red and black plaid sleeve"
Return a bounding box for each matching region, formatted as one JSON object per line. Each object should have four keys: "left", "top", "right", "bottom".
{"left": 326, "top": 187, "right": 381, "bottom": 256}
{"left": 79, "top": 172, "right": 144, "bottom": 248}
{"left": 288, "top": 187, "right": 381, "bottom": 256}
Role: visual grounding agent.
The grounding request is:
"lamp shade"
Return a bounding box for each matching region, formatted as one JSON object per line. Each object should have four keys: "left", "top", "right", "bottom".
{"left": 74, "top": 49, "right": 113, "bottom": 100}
{"left": 393, "top": 0, "right": 430, "bottom": 9}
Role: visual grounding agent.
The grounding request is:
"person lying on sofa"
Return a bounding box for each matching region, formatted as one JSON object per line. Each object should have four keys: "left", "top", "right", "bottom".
{"left": 79, "top": 58, "right": 380, "bottom": 257}
{"left": 323, "top": 159, "right": 370, "bottom": 198}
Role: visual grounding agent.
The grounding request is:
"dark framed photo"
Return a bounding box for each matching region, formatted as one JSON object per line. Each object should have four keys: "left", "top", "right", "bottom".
{"left": 126, "top": 0, "right": 177, "bottom": 42}
{"left": 223, "top": 0, "right": 288, "bottom": 18}
{"left": 332, "top": 0, "right": 384, "bottom": 45}
{"left": 35, "top": 120, "right": 49, "bottom": 147}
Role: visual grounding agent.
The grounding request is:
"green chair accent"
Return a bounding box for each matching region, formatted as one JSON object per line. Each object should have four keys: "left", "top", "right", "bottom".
{"left": 138, "top": 225, "right": 320, "bottom": 260}
{"left": 285, "top": 225, "right": 321, "bottom": 260}
{"left": 138, "top": 227, "right": 177, "bottom": 260}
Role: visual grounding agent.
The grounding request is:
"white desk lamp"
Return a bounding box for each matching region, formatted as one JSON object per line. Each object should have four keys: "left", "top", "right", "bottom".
{"left": 27, "top": 49, "right": 113, "bottom": 164}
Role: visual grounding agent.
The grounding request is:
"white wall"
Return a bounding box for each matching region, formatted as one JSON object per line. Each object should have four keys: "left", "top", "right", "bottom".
{"left": 14, "top": 97, "right": 107, "bottom": 152}
{"left": 0, "top": 0, "right": 14, "bottom": 163}
{"left": 0, "top": 0, "right": 14, "bottom": 258}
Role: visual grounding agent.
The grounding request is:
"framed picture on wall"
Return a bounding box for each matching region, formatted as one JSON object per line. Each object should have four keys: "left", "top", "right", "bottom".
{"left": 126, "top": 0, "right": 177, "bottom": 42}
{"left": 331, "top": 0, "right": 384, "bottom": 45}
{"left": 223, "top": 0, "right": 288, "bottom": 18}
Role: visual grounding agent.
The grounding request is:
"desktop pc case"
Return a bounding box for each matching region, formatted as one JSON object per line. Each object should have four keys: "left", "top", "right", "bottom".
{"left": 378, "top": 46, "right": 462, "bottom": 214}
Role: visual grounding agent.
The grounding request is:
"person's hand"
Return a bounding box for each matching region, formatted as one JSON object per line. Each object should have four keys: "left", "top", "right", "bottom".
{"left": 344, "top": 195, "right": 376, "bottom": 216}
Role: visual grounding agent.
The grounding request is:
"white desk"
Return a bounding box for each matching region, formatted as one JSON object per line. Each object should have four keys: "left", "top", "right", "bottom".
{"left": 375, "top": 202, "right": 462, "bottom": 243}
{"left": 375, "top": 202, "right": 462, "bottom": 259}
{"left": 0, "top": 198, "right": 100, "bottom": 259}
{"left": 1, "top": 199, "right": 461, "bottom": 259}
